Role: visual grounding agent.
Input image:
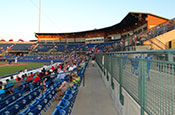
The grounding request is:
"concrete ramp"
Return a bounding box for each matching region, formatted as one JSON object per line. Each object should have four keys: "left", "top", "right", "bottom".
{"left": 71, "top": 62, "right": 118, "bottom": 115}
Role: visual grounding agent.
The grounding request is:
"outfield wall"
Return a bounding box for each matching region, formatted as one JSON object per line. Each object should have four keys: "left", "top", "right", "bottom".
{"left": 18, "top": 59, "right": 64, "bottom": 63}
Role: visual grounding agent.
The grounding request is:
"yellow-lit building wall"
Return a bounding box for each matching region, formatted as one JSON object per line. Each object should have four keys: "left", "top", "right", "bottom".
{"left": 144, "top": 29, "right": 175, "bottom": 49}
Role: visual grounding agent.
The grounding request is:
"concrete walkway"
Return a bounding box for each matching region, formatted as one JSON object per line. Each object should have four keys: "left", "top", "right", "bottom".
{"left": 71, "top": 62, "right": 118, "bottom": 115}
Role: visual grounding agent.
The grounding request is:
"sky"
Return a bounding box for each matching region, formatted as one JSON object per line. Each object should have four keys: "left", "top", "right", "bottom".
{"left": 0, "top": 0, "right": 174, "bottom": 41}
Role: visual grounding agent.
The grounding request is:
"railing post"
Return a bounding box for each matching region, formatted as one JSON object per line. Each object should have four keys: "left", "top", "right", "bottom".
{"left": 111, "top": 56, "right": 114, "bottom": 89}
{"left": 139, "top": 55, "right": 146, "bottom": 115}
{"left": 119, "top": 57, "right": 124, "bottom": 105}
{"left": 168, "top": 53, "right": 173, "bottom": 63}
{"left": 106, "top": 55, "right": 109, "bottom": 81}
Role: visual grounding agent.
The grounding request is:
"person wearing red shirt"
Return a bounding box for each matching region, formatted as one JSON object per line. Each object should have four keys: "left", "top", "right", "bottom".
{"left": 33, "top": 75, "right": 40, "bottom": 82}
{"left": 30, "top": 72, "right": 34, "bottom": 78}
{"left": 25, "top": 76, "right": 33, "bottom": 83}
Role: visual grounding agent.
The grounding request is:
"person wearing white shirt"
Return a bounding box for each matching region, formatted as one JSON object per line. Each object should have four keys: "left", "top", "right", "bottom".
{"left": 56, "top": 68, "right": 65, "bottom": 80}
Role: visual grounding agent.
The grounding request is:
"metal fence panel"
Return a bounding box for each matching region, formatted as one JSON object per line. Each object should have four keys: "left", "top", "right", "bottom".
{"left": 95, "top": 53, "right": 175, "bottom": 115}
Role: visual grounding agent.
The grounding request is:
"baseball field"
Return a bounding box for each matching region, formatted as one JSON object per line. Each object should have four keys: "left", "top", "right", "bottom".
{"left": 0, "top": 62, "right": 49, "bottom": 76}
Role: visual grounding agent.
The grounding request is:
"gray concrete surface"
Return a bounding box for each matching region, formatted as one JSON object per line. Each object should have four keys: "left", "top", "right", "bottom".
{"left": 71, "top": 62, "right": 118, "bottom": 115}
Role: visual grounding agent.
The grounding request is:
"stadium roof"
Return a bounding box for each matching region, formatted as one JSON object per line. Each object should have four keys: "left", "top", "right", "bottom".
{"left": 36, "top": 12, "right": 169, "bottom": 37}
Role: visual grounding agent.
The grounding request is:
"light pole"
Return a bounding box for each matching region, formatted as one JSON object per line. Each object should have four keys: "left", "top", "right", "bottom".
{"left": 39, "top": 0, "right": 41, "bottom": 33}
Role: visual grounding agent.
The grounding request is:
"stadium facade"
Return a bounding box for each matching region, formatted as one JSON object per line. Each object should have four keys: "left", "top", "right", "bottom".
{"left": 36, "top": 12, "right": 168, "bottom": 43}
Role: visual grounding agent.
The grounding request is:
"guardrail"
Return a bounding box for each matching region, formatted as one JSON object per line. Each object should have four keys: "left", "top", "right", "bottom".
{"left": 95, "top": 49, "right": 175, "bottom": 115}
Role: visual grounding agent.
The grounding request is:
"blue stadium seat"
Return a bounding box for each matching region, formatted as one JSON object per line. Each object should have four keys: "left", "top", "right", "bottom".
{"left": 0, "top": 90, "right": 23, "bottom": 110}
{"left": 145, "top": 56, "right": 152, "bottom": 80}
{"left": 52, "top": 99, "right": 71, "bottom": 115}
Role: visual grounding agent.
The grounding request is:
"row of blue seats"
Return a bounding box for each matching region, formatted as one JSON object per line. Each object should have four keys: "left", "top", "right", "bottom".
{"left": 18, "top": 80, "right": 63, "bottom": 115}
{"left": 0, "top": 79, "right": 40, "bottom": 102}
{"left": 129, "top": 56, "right": 152, "bottom": 77}
{"left": 11, "top": 44, "right": 33, "bottom": 51}
{"left": 0, "top": 86, "right": 42, "bottom": 115}
{"left": 52, "top": 86, "right": 78, "bottom": 115}
{"left": 0, "top": 80, "right": 32, "bottom": 104}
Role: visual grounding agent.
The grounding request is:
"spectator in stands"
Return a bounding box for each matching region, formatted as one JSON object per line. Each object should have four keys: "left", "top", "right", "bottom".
{"left": 25, "top": 75, "right": 33, "bottom": 83}
{"left": 91, "top": 55, "right": 96, "bottom": 67}
{"left": 32, "top": 73, "right": 38, "bottom": 79}
{"left": 53, "top": 68, "right": 66, "bottom": 84}
{"left": 10, "top": 76, "right": 16, "bottom": 85}
{"left": 51, "top": 66, "right": 55, "bottom": 71}
{"left": 56, "top": 71, "right": 80, "bottom": 101}
{"left": 0, "top": 81, "right": 5, "bottom": 89}
{"left": 33, "top": 73, "right": 41, "bottom": 82}
{"left": 21, "top": 74, "right": 26, "bottom": 80}
{"left": 11, "top": 77, "right": 23, "bottom": 93}
{"left": 72, "top": 73, "right": 80, "bottom": 86}
{"left": 68, "top": 64, "right": 76, "bottom": 72}
{"left": 0, "top": 86, "right": 5, "bottom": 95}
{"left": 15, "top": 75, "right": 20, "bottom": 81}
{"left": 42, "top": 70, "right": 51, "bottom": 90}
{"left": 55, "top": 76, "right": 73, "bottom": 101}
{"left": 30, "top": 72, "right": 34, "bottom": 78}
{"left": 41, "top": 67, "right": 46, "bottom": 76}
{"left": 57, "top": 68, "right": 66, "bottom": 79}
{"left": 5, "top": 79, "right": 13, "bottom": 88}
{"left": 80, "top": 60, "right": 86, "bottom": 68}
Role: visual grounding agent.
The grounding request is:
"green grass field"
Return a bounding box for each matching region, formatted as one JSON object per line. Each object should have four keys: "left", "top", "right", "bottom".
{"left": 0, "top": 62, "right": 49, "bottom": 76}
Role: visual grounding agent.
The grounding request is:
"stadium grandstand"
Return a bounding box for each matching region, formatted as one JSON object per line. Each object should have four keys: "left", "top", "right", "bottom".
{"left": 0, "top": 12, "right": 175, "bottom": 115}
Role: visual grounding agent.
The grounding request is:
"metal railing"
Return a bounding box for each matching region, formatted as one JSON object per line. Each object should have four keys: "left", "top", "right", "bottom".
{"left": 95, "top": 49, "right": 175, "bottom": 115}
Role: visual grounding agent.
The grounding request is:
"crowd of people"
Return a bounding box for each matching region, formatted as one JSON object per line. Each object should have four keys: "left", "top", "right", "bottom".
{"left": 0, "top": 54, "right": 88, "bottom": 100}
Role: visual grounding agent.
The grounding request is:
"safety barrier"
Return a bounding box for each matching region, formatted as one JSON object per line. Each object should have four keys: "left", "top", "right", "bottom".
{"left": 95, "top": 49, "right": 175, "bottom": 115}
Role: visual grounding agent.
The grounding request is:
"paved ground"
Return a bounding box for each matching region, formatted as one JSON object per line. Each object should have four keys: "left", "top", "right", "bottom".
{"left": 71, "top": 62, "right": 118, "bottom": 115}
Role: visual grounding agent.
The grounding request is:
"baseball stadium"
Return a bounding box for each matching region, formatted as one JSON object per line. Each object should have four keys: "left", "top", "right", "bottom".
{"left": 0, "top": 1, "right": 175, "bottom": 115}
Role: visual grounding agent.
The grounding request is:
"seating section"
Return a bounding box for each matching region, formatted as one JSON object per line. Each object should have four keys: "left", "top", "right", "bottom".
{"left": 35, "top": 44, "right": 55, "bottom": 51}
{"left": 0, "top": 43, "right": 12, "bottom": 53}
{"left": 0, "top": 80, "right": 39, "bottom": 109}
{"left": 67, "top": 44, "right": 82, "bottom": 51}
{"left": 0, "top": 41, "right": 118, "bottom": 53}
{"left": 0, "top": 60, "right": 88, "bottom": 115}
{"left": 56, "top": 44, "right": 65, "bottom": 51}
{"left": 19, "top": 81, "right": 62, "bottom": 115}
{"left": 0, "top": 86, "right": 42, "bottom": 115}
{"left": 11, "top": 44, "right": 33, "bottom": 51}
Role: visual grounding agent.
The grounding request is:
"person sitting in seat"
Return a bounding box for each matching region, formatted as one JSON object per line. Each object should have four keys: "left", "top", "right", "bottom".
{"left": 33, "top": 73, "right": 41, "bottom": 82}
{"left": 0, "top": 81, "right": 5, "bottom": 89}
{"left": 0, "top": 86, "right": 5, "bottom": 95}
{"left": 56, "top": 80, "right": 70, "bottom": 101}
{"left": 11, "top": 77, "right": 24, "bottom": 93}
{"left": 41, "top": 70, "right": 51, "bottom": 91}
{"left": 53, "top": 68, "right": 65, "bottom": 83}
{"left": 25, "top": 75, "right": 33, "bottom": 83}
{"left": 10, "top": 76, "right": 16, "bottom": 85}
{"left": 5, "top": 79, "right": 13, "bottom": 88}
{"left": 55, "top": 73, "right": 80, "bottom": 101}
